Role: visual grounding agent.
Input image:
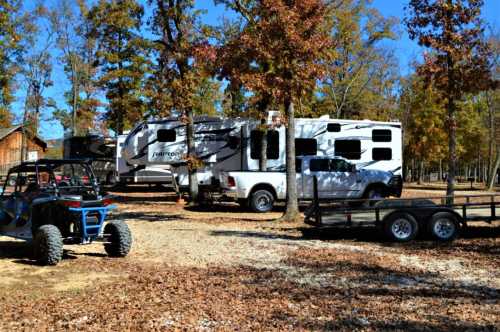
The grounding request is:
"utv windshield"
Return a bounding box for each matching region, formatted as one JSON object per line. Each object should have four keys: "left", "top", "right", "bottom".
{"left": 2, "top": 161, "right": 99, "bottom": 198}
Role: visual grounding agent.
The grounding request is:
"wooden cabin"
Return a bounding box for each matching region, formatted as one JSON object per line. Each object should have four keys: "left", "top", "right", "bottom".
{"left": 0, "top": 125, "right": 47, "bottom": 176}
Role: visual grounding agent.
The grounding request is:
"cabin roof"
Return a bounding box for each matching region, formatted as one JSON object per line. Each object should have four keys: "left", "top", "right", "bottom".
{"left": 0, "top": 125, "right": 47, "bottom": 149}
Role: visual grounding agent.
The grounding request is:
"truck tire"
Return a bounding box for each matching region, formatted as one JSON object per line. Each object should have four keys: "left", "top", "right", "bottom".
{"left": 106, "top": 172, "right": 117, "bottom": 186}
{"left": 104, "top": 221, "right": 132, "bottom": 257}
{"left": 383, "top": 212, "right": 418, "bottom": 242}
{"left": 33, "top": 225, "right": 63, "bottom": 266}
{"left": 250, "top": 189, "right": 274, "bottom": 213}
{"left": 363, "top": 186, "right": 385, "bottom": 207}
{"left": 428, "top": 212, "right": 459, "bottom": 242}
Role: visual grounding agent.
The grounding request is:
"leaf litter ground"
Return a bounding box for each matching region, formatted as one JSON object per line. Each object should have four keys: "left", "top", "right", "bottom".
{"left": 0, "top": 187, "right": 498, "bottom": 331}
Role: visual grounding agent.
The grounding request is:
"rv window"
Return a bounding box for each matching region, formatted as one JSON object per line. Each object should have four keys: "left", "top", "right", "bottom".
{"left": 330, "top": 159, "right": 351, "bottom": 172}
{"left": 372, "top": 148, "right": 392, "bottom": 160}
{"left": 250, "top": 130, "right": 280, "bottom": 160}
{"left": 334, "top": 140, "right": 361, "bottom": 160}
{"left": 295, "top": 138, "right": 317, "bottom": 156}
{"left": 157, "top": 129, "right": 176, "bottom": 142}
{"left": 296, "top": 158, "right": 302, "bottom": 172}
{"left": 327, "top": 123, "right": 341, "bottom": 132}
{"left": 310, "top": 159, "right": 330, "bottom": 172}
{"left": 372, "top": 129, "right": 391, "bottom": 142}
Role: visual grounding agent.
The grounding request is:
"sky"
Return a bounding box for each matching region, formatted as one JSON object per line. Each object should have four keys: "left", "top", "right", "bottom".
{"left": 13, "top": 0, "right": 500, "bottom": 140}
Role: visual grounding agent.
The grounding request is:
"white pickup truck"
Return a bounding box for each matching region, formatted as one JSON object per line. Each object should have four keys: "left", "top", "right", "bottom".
{"left": 219, "top": 156, "right": 402, "bottom": 212}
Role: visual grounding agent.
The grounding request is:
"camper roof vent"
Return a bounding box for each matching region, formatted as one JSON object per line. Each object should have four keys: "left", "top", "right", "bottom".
{"left": 319, "top": 115, "right": 330, "bottom": 120}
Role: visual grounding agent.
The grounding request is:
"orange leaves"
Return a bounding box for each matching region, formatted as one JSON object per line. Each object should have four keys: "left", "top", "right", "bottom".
{"left": 218, "top": 0, "right": 334, "bottom": 104}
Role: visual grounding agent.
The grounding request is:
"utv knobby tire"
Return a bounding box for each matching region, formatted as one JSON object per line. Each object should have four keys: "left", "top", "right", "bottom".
{"left": 104, "top": 221, "right": 132, "bottom": 257}
{"left": 33, "top": 225, "right": 63, "bottom": 266}
{"left": 250, "top": 189, "right": 274, "bottom": 213}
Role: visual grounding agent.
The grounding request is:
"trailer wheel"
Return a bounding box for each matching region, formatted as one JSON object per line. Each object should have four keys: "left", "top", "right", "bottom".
{"left": 104, "top": 221, "right": 132, "bottom": 257}
{"left": 384, "top": 212, "right": 418, "bottom": 242}
{"left": 250, "top": 189, "right": 274, "bottom": 213}
{"left": 33, "top": 225, "right": 63, "bottom": 266}
{"left": 428, "top": 212, "right": 459, "bottom": 242}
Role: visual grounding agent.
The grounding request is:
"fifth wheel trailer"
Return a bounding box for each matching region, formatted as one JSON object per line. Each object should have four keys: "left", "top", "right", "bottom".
{"left": 121, "top": 112, "right": 403, "bottom": 193}
{"left": 63, "top": 134, "right": 174, "bottom": 186}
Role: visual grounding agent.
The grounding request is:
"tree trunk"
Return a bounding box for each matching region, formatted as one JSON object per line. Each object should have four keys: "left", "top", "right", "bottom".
{"left": 487, "top": 146, "right": 500, "bottom": 190}
{"left": 439, "top": 159, "right": 443, "bottom": 182}
{"left": 487, "top": 92, "right": 495, "bottom": 184}
{"left": 186, "top": 108, "right": 199, "bottom": 202}
{"left": 259, "top": 121, "right": 268, "bottom": 171}
{"left": 446, "top": 97, "right": 457, "bottom": 203}
{"left": 417, "top": 160, "right": 423, "bottom": 185}
{"left": 72, "top": 66, "right": 78, "bottom": 136}
{"left": 281, "top": 97, "right": 300, "bottom": 222}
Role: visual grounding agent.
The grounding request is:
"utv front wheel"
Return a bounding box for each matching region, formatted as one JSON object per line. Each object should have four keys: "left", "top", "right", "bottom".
{"left": 104, "top": 221, "right": 132, "bottom": 257}
{"left": 33, "top": 225, "right": 63, "bottom": 266}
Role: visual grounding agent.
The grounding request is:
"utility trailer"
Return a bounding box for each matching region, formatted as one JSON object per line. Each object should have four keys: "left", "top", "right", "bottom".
{"left": 304, "top": 177, "right": 500, "bottom": 242}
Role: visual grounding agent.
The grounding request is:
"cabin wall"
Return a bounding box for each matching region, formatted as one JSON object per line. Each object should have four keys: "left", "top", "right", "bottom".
{"left": 0, "top": 131, "right": 46, "bottom": 175}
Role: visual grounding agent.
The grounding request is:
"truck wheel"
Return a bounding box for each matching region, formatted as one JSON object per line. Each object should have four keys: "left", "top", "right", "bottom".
{"left": 363, "top": 187, "right": 384, "bottom": 207}
{"left": 104, "top": 221, "right": 132, "bottom": 257}
{"left": 250, "top": 189, "right": 274, "bottom": 213}
{"left": 428, "top": 212, "right": 459, "bottom": 242}
{"left": 33, "top": 225, "right": 63, "bottom": 266}
{"left": 384, "top": 212, "right": 418, "bottom": 242}
{"left": 106, "top": 172, "right": 117, "bottom": 186}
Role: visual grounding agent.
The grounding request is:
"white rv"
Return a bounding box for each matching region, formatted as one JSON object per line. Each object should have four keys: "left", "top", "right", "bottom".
{"left": 115, "top": 134, "right": 174, "bottom": 186}
{"left": 121, "top": 113, "right": 402, "bottom": 192}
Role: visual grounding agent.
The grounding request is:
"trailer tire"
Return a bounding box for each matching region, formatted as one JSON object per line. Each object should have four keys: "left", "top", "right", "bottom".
{"left": 33, "top": 225, "right": 63, "bottom": 266}
{"left": 428, "top": 212, "right": 459, "bottom": 242}
{"left": 384, "top": 212, "right": 418, "bottom": 242}
{"left": 104, "top": 221, "right": 132, "bottom": 257}
{"left": 250, "top": 189, "right": 274, "bottom": 213}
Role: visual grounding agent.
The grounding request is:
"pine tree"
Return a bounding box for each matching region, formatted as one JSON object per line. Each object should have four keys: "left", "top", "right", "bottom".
{"left": 148, "top": 0, "right": 215, "bottom": 202}
{"left": 86, "top": 0, "right": 150, "bottom": 135}
{"left": 0, "top": 0, "right": 29, "bottom": 127}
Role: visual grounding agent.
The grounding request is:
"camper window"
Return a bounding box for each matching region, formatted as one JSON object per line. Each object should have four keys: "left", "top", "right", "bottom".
{"left": 372, "top": 129, "right": 391, "bottom": 142}
{"left": 250, "top": 130, "right": 279, "bottom": 160}
{"left": 372, "top": 148, "right": 392, "bottom": 160}
{"left": 334, "top": 140, "right": 361, "bottom": 160}
{"left": 295, "top": 138, "right": 317, "bottom": 156}
{"left": 157, "top": 129, "right": 176, "bottom": 142}
{"left": 327, "top": 123, "right": 341, "bottom": 132}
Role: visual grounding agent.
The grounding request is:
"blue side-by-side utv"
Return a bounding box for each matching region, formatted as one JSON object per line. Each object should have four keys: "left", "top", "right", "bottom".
{"left": 0, "top": 159, "right": 131, "bottom": 265}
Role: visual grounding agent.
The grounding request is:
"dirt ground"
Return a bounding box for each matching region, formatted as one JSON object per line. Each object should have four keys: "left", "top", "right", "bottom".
{"left": 0, "top": 187, "right": 498, "bottom": 331}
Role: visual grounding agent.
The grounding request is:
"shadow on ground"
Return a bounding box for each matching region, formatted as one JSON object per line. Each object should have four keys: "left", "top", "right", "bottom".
{"left": 112, "top": 212, "right": 185, "bottom": 222}
{"left": 0, "top": 241, "right": 90, "bottom": 265}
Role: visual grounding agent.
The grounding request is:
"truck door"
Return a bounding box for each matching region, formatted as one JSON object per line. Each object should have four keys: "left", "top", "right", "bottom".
{"left": 302, "top": 158, "right": 336, "bottom": 199}
{"left": 329, "top": 159, "right": 360, "bottom": 198}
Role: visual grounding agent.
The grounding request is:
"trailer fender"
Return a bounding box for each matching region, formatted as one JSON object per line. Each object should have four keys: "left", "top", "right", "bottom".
{"left": 428, "top": 208, "right": 464, "bottom": 225}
